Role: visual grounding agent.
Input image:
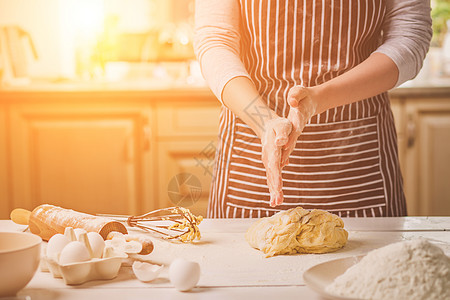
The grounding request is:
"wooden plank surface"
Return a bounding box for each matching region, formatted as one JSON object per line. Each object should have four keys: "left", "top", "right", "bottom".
{"left": 198, "top": 217, "right": 450, "bottom": 233}
{"left": 1, "top": 218, "right": 449, "bottom": 300}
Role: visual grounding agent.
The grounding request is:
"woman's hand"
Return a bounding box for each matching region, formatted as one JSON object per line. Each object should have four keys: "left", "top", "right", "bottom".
{"left": 261, "top": 117, "right": 292, "bottom": 207}
{"left": 261, "top": 86, "right": 317, "bottom": 207}
{"left": 281, "top": 86, "right": 318, "bottom": 167}
{"left": 220, "top": 77, "right": 295, "bottom": 207}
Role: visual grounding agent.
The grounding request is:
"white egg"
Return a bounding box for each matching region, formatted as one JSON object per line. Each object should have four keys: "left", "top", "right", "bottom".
{"left": 122, "top": 240, "right": 142, "bottom": 254}
{"left": 105, "top": 236, "right": 141, "bottom": 254}
{"left": 109, "top": 236, "right": 127, "bottom": 248}
{"left": 46, "top": 234, "right": 70, "bottom": 260}
{"left": 59, "top": 241, "right": 91, "bottom": 265}
{"left": 169, "top": 258, "right": 200, "bottom": 292}
{"left": 87, "top": 232, "right": 105, "bottom": 258}
{"left": 73, "top": 228, "right": 87, "bottom": 240}
{"left": 132, "top": 261, "right": 163, "bottom": 282}
{"left": 102, "top": 245, "right": 126, "bottom": 258}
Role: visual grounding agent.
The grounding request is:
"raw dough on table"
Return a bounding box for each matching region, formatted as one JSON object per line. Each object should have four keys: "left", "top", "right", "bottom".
{"left": 246, "top": 207, "right": 348, "bottom": 257}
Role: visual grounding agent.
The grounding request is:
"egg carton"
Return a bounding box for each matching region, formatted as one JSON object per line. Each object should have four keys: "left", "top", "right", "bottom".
{"left": 42, "top": 253, "right": 127, "bottom": 285}
{"left": 40, "top": 227, "right": 137, "bottom": 285}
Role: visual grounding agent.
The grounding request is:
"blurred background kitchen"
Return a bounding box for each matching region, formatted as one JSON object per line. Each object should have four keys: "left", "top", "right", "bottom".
{"left": 0, "top": 0, "right": 449, "bottom": 219}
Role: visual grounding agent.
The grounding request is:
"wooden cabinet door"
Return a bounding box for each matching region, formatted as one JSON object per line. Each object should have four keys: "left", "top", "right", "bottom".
{"left": 389, "top": 97, "right": 406, "bottom": 174}
{"left": 156, "top": 139, "right": 217, "bottom": 217}
{"left": 9, "top": 101, "right": 153, "bottom": 216}
{"left": 404, "top": 98, "right": 450, "bottom": 216}
{"left": 155, "top": 100, "right": 220, "bottom": 217}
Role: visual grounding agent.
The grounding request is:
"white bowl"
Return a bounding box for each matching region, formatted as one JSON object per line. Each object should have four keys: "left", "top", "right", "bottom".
{"left": 0, "top": 232, "right": 42, "bottom": 297}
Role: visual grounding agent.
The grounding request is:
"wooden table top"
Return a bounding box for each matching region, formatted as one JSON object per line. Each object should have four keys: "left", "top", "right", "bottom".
{"left": 1, "top": 217, "right": 449, "bottom": 300}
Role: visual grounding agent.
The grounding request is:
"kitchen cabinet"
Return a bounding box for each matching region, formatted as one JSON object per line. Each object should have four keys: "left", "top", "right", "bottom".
{"left": 0, "top": 87, "right": 449, "bottom": 219}
{"left": 156, "top": 140, "right": 215, "bottom": 216}
{"left": 402, "top": 98, "right": 450, "bottom": 216}
{"left": 389, "top": 88, "right": 450, "bottom": 216}
{"left": 0, "top": 89, "right": 220, "bottom": 219}
{"left": 6, "top": 94, "right": 154, "bottom": 216}
{"left": 155, "top": 101, "right": 220, "bottom": 216}
{"left": 388, "top": 98, "right": 406, "bottom": 171}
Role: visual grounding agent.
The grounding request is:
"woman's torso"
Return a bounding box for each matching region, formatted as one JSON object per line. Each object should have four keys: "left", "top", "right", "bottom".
{"left": 239, "top": 0, "right": 386, "bottom": 116}
{"left": 208, "top": 0, "right": 406, "bottom": 218}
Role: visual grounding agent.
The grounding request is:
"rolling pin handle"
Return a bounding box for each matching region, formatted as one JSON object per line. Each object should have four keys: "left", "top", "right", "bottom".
{"left": 10, "top": 208, "right": 31, "bottom": 225}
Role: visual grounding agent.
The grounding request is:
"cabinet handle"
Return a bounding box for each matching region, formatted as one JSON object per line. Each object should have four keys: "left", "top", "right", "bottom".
{"left": 406, "top": 115, "right": 416, "bottom": 148}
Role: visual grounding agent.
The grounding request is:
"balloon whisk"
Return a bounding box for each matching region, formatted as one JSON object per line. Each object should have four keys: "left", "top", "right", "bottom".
{"left": 98, "top": 207, "right": 203, "bottom": 242}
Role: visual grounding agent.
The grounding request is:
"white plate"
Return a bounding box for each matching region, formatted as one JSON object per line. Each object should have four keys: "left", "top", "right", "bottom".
{"left": 303, "top": 255, "right": 364, "bottom": 300}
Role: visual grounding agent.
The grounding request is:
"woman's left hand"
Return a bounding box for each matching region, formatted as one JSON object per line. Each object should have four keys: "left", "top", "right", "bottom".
{"left": 261, "top": 117, "right": 292, "bottom": 207}
{"left": 281, "top": 86, "right": 318, "bottom": 167}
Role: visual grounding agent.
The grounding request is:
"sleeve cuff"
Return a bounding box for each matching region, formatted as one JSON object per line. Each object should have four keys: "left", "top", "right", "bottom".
{"left": 374, "top": 46, "right": 416, "bottom": 88}
{"left": 198, "top": 47, "right": 252, "bottom": 104}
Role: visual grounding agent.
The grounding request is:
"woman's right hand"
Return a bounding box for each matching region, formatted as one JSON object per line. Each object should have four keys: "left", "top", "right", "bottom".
{"left": 281, "top": 86, "right": 318, "bottom": 167}
{"left": 261, "top": 117, "right": 292, "bottom": 207}
{"left": 220, "top": 76, "right": 293, "bottom": 207}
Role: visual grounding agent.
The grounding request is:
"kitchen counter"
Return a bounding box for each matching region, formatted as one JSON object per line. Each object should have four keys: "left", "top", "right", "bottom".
{"left": 0, "top": 77, "right": 449, "bottom": 99}
{"left": 390, "top": 86, "right": 450, "bottom": 98}
{"left": 1, "top": 217, "right": 449, "bottom": 300}
{"left": 0, "top": 83, "right": 214, "bottom": 103}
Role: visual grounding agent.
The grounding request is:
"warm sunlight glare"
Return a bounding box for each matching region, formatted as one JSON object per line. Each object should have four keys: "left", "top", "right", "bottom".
{"left": 72, "top": 0, "right": 104, "bottom": 35}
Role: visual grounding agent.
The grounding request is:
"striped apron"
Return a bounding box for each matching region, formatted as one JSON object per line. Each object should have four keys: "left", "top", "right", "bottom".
{"left": 208, "top": 0, "right": 406, "bottom": 218}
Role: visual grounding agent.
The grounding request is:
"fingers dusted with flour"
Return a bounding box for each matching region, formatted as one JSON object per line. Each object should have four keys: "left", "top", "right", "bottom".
{"left": 261, "top": 118, "right": 292, "bottom": 207}
{"left": 287, "top": 85, "right": 309, "bottom": 108}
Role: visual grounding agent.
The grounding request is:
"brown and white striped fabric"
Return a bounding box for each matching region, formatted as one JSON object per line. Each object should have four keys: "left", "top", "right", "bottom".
{"left": 208, "top": 0, "right": 406, "bottom": 218}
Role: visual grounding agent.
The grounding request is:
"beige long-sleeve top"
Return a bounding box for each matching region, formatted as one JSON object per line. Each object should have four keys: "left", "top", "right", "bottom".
{"left": 194, "top": 0, "right": 433, "bottom": 102}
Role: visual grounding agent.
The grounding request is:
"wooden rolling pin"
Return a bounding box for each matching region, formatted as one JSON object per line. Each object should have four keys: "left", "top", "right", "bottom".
{"left": 10, "top": 204, "right": 128, "bottom": 241}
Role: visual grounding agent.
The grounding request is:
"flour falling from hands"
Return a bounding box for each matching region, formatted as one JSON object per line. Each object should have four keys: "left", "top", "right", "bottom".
{"left": 326, "top": 239, "right": 450, "bottom": 300}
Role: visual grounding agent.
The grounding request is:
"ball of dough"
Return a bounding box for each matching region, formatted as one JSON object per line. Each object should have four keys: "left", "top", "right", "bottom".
{"left": 245, "top": 207, "right": 348, "bottom": 257}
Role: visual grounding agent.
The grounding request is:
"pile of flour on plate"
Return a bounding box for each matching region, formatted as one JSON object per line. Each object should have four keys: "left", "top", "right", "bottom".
{"left": 326, "top": 239, "right": 450, "bottom": 300}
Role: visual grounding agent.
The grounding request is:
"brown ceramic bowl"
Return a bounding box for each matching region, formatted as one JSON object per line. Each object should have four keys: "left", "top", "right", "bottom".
{"left": 0, "top": 232, "right": 41, "bottom": 297}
